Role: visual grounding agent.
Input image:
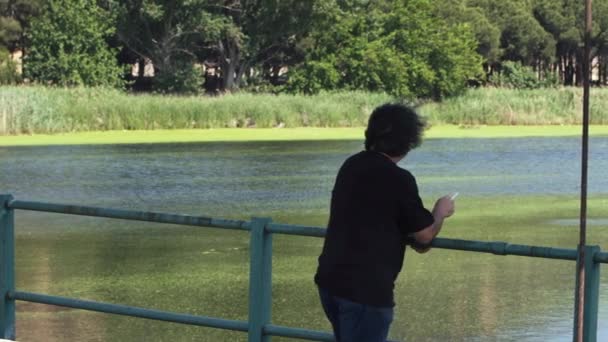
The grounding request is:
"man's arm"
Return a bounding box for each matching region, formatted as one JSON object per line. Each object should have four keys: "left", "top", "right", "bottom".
{"left": 411, "top": 196, "right": 454, "bottom": 251}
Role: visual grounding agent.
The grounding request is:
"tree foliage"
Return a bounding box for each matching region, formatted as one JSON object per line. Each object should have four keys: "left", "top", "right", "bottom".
{"left": 467, "top": 0, "right": 608, "bottom": 85}
{"left": 24, "top": 0, "right": 124, "bottom": 86}
{"left": 0, "top": 0, "right": 40, "bottom": 84}
{"left": 287, "top": 0, "right": 483, "bottom": 99}
{"left": 114, "top": 0, "right": 316, "bottom": 93}
{"left": 0, "top": 0, "right": 40, "bottom": 51}
{"left": 8, "top": 0, "right": 608, "bottom": 93}
{"left": 211, "top": 0, "right": 317, "bottom": 91}
{"left": 115, "top": 0, "right": 225, "bottom": 92}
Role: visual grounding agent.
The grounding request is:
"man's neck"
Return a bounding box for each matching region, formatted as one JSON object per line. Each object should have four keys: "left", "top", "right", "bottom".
{"left": 379, "top": 152, "right": 404, "bottom": 164}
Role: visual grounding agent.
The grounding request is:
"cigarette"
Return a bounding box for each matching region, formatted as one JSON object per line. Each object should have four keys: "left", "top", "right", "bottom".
{"left": 450, "top": 192, "right": 459, "bottom": 200}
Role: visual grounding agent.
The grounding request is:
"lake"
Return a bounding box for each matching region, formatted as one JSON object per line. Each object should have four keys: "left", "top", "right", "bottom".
{"left": 1, "top": 137, "right": 608, "bottom": 341}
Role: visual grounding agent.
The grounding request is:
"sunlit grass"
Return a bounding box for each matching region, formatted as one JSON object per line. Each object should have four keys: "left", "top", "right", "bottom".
{"left": 1, "top": 125, "right": 608, "bottom": 146}
{"left": 2, "top": 86, "right": 608, "bottom": 137}
{"left": 0, "top": 86, "right": 391, "bottom": 134}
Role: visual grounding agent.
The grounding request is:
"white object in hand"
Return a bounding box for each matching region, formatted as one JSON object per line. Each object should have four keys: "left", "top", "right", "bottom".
{"left": 450, "top": 192, "right": 459, "bottom": 200}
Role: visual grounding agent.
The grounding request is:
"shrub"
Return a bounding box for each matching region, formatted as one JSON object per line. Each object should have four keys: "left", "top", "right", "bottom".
{"left": 153, "top": 62, "right": 203, "bottom": 95}
{"left": 489, "top": 61, "right": 549, "bottom": 89}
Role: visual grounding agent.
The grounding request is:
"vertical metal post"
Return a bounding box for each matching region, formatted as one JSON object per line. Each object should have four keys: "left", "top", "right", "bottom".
{"left": 248, "top": 217, "right": 273, "bottom": 342}
{"left": 0, "top": 195, "right": 15, "bottom": 340}
{"left": 575, "top": 1, "right": 593, "bottom": 341}
{"left": 574, "top": 244, "right": 585, "bottom": 341}
{"left": 581, "top": 246, "right": 600, "bottom": 341}
{"left": 574, "top": 246, "right": 600, "bottom": 342}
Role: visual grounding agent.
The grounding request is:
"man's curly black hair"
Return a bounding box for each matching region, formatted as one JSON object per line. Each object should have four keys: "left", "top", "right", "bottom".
{"left": 364, "top": 103, "right": 426, "bottom": 157}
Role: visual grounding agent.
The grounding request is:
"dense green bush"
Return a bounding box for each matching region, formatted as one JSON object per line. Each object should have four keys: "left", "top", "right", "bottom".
{"left": 285, "top": 61, "right": 340, "bottom": 95}
{"left": 153, "top": 62, "right": 203, "bottom": 94}
{"left": 489, "top": 61, "right": 558, "bottom": 89}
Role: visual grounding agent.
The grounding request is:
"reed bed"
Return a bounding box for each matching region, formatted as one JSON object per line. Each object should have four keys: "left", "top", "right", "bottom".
{"left": 1, "top": 86, "right": 607, "bottom": 135}
{"left": 420, "top": 87, "right": 608, "bottom": 125}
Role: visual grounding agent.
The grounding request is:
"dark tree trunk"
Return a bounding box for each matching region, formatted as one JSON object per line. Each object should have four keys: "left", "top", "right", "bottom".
{"left": 602, "top": 57, "right": 608, "bottom": 85}
{"left": 235, "top": 60, "right": 250, "bottom": 88}
{"left": 600, "top": 55, "right": 606, "bottom": 85}
{"left": 597, "top": 55, "right": 601, "bottom": 85}
{"left": 565, "top": 54, "right": 575, "bottom": 86}
{"left": 219, "top": 38, "right": 241, "bottom": 92}
{"left": 138, "top": 59, "right": 145, "bottom": 79}
{"left": 558, "top": 57, "right": 563, "bottom": 84}
{"left": 575, "top": 50, "right": 583, "bottom": 86}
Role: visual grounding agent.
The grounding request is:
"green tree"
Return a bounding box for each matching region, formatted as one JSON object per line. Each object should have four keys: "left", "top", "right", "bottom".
{"left": 115, "top": 0, "right": 316, "bottom": 93}
{"left": 0, "top": 3, "right": 21, "bottom": 84}
{"left": 288, "top": 0, "right": 482, "bottom": 99}
{"left": 205, "top": 0, "right": 317, "bottom": 91}
{"left": 500, "top": 10, "right": 555, "bottom": 66}
{"left": 0, "top": 12, "right": 20, "bottom": 51}
{"left": 24, "top": 0, "right": 123, "bottom": 86}
{"left": 470, "top": 0, "right": 555, "bottom": 64}
{"left": 115, "top": 0, "right": 226, "bottom": 93}
{"left": 592, "top": 0, "right": 608, "bottom": 84}
{"left": 434, "top": 0, "right": 501, "bottom": 65}
{"left": 533, "top": 0, "right": 608, "bottom": 85}
{"left": 465, "top": 0, "right": 558, "bottom": 82}
{"left": 1, "top": 0, "right": 40, "bottom": 51}
{"left": 1, "top": 0, "right": 40, "bottom": 84}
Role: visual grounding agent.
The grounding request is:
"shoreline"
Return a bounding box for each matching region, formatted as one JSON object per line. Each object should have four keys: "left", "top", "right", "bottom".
{"left": 1, "top": 125, "right": 608, "bottom": 146}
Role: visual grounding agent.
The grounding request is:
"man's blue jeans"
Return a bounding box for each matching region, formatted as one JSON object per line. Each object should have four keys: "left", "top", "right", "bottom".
{"left": 318, "top": 287, "right": 394, "bottom": 342}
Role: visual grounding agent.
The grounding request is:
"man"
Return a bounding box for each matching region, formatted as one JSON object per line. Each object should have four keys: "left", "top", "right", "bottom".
{"left": 314, "top": 103, "right": 455, "bottom": 342}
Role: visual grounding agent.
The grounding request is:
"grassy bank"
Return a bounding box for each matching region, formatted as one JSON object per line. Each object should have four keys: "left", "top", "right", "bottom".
{"left": 2, "top": 86, "right": 608, "bottom": 136}
{"left": 2, "top": 125, "right": 608, "bottom": 146}
{"left": 421, "top": 87, "right": 608, "bottom": 125}
{"left": 0, "top": 87, "right": 391, "bottom": 134}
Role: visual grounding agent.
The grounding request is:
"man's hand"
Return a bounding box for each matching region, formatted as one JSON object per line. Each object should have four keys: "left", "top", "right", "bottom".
{"left": 433, "top": 195, "right": 455, "bottom": 218}
{"left": 412, "top": 195, "right": 456, "bottom": 245}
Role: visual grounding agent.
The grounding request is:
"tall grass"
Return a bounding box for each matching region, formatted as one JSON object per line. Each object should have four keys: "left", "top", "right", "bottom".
{"left": 0, "top": 86, "right": 392, "bottom": 134}
{"left": 1, "top": 86, "right": 608, "bottom": 135}
{"left": 420, "top": 87, "right": 608, "bottom": 125}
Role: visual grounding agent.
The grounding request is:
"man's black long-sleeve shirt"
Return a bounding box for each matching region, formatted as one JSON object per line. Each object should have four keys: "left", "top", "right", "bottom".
{"left": 315, "top": 150, "right": 434, "bottom": 307}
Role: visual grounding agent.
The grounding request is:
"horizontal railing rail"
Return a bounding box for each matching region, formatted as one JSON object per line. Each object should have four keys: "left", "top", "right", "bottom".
{"left": 10, "top": 291, "right": 250, "bottom": 332}
{"left": 8, "top": 200, "right": 251, "bottom": 231}
{"left": 0, "top": 196, "right": 604, "bottom": 341}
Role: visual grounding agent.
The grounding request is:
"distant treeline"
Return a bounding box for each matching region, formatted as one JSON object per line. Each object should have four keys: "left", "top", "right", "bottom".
{"left": 1, "top": 1, "right": 607, "bottom": 98}
{"left": 2, "top": 86, "right": 607, "bottom": 135}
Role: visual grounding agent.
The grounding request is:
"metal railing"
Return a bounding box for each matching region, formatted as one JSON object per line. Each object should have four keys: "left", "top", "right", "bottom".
{"left": 1, "top": 194, "right": 606, "bottom": 341}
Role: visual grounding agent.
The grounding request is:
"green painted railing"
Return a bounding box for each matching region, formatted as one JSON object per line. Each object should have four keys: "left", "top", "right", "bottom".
{"left": 1, "top": 194, "right": 606, "bottom": 341}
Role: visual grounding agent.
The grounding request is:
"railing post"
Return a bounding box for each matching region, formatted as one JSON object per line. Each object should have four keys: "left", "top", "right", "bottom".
{"left": 584, "top": 245, "right": 600, "bottom": 342}
{"left": 0, "top": 195, "right": 15, "bottom": 340}
{"left": 248, "top": 217, "right": 273, "bottom": 342}
{"left": 573, "top": 245, "right": 600, "bottom": 342}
